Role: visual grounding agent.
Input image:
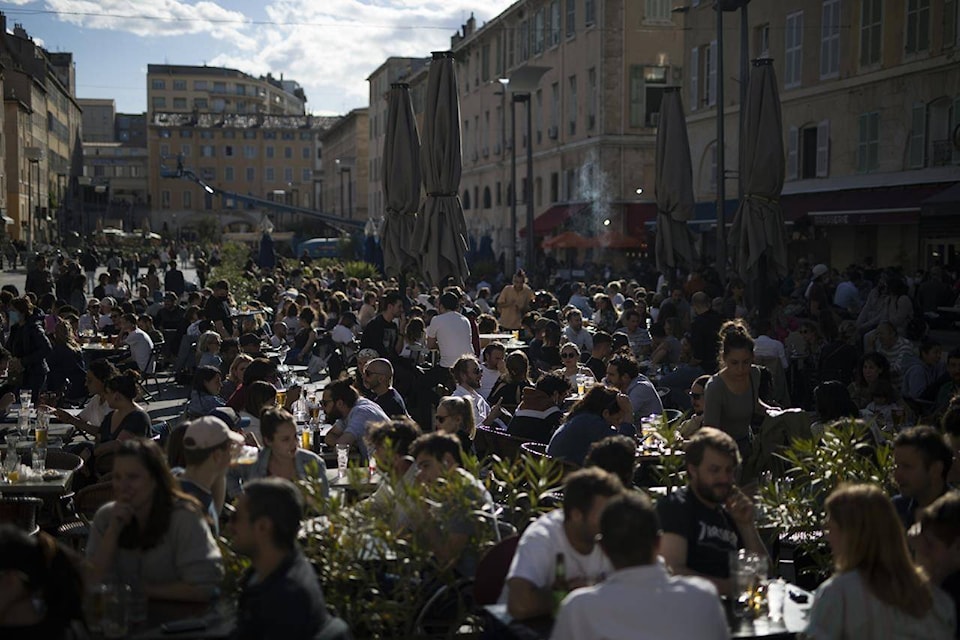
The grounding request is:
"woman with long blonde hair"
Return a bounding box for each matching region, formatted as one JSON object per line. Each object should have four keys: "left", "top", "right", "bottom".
{"left": 806, "top": 483, "right": 954, "bottom": 639}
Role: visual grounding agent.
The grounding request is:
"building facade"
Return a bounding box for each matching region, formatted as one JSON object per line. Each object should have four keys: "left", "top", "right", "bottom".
{"left": 682, "top": 0, "right": 960, "bottom": 271}
{"left": 445, "top": 1, "right": 685, "bottom": 271}
{"left": 79, "top": 98, "right": 115, "bottom": 143}
{"left": 319, "top": 108, "right": 370, "bottom": 225}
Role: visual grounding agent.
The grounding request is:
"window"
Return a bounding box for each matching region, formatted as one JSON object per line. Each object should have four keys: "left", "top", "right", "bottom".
{"left": 945, "top": 0, "right": 958, "bottom": 47}
{"left": 857, "top": 112, "right": 880, "bottom": 173}
{"left": 243, "top": 146, "right": 256, "bottom": 159}
{"left": 266, "top": 146, "right": 275, "bottom": 159}
{"left": 151, "top": 79, "right": 165, "bottom": 90}
{"left": 519, "top": 20, "right": 529, "bottom": 61}
{"left": 173, "top": 97, "right": 187, "bottom": 109}
{"left": 303, "top": 168, "right": 312, "bottom": 182}
{"left": 482, "top": 44, "right": 490, "bottom": 81}
{"left": 534, "top": 9, "right": 545, "bottom": 55}
{"left": 861, "top": 0, "right": 882, "bottom": 66}
{"left": 645, "top": 0, "right": 671, "bottom": 22}
{"left": 284, "top": 168, "right": 293, "bottom": 183}
{"left": 550, "top": 173, "right": 559, "bottom": 202}
{"left": 908, "top": 103, "right": 927, "bottom": 169}
{"left": 246, "top": 167, "right": 255, "bottom": 182}
{"left": 194, "top": 81, "right": 208, "bottom": 90}
{"left": 152, "top": 97, "right": 166, "bottom": 109}
{"left": 483, "top": 187, "right": 492, "bottom": 209}
{"left": 201, "top": 145, "right": 215, "bottom": 158}
{"left": 194, "top": 98, "right": 208, "bottom": 109}
{"left": 690, "top": 47, "right": 699, "bottom": 110}
{"left": 173, "top": 80, "right": 186, "bottom": 90}
{"left": 266, "top": 168, "right": 275, "bottom": 181}
{"left": 551, "top": 1, "right": 562, "bottom": 46}
{"left": 224, "top": 145, "right": 234, "bottom": 157}
{"left": 566, "top": 0, "right": 576, "bottom": 37}
{"left": 225, "top": 167, "right": 234, "bottom": 181}
{"left": 905, "top": 0, "right": 930, "bottom": 55}
{"left": 161, "top": 191, "right": 170, "bottom": 209}
{"left": 629, "top": 66, "right": 644, "bottom": 127}
{"left": 181, "top": 144, "right": 191, "bottom": 156}
{"left": 784, "top": 12, "right": 803, "bottom": 88}
{"left": 568, "top": 75, "right": 577, "bottom": 135}
{"left": 706, "top": 41, "right": 717, "bottom": 107}
{"left": 180, "top": 190, "right": 192, "bottom": 209}
{"left": 213, "top": 81, "right": 226, "bottom": 93}
{"left": 820, "top": 0, "right": 841, "bottom": 78}
{"left": 588, "top": 67, "right": 597, "bottom": 130}
{"left": 755, "top": 23, "right": 770, "bottom": 58}
{"left": 463, "top": 189, "right": 471, "bottom": 210}
{"left": 585, "top": 0, "right": 595, "bottom": 25}
{"left": 551, "top": 82, "right": 560, "bottom": 130}
{"left": 284, "top": 147, "right": 293, "bottom": 159}
{"left": 302, "top": 147, "right": 311, "bottom": 160}
{"left": 236, "top": 84, "right": 247, "bottom": 95}
{"left": 797, "top": 122, "right": 830, "bottom": 179}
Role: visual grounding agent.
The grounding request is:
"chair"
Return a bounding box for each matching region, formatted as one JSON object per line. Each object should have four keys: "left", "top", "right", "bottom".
{"left": 141, "top": 340, "right": 167, "bottom": 401}
{"left": 520, "top": 441, "right": 580, "bottom": 477}
{"left": 55, "top": 481, "right": 115, "bottom": 551}
{"left": 0, "top": 496, "right": 43, "bottom": 535}
{"left": 475, "top": 426, "right": 530, "bottom": 460}
{"left": 473, "top": 535, "right": 520, "bottom": 606}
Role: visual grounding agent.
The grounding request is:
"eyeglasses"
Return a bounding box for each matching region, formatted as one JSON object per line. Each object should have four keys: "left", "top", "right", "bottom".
{"left": 561, "top": 352, "right": 578, "bottom": 359}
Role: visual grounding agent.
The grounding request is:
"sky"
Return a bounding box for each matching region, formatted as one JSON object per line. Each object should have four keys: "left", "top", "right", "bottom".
{"left": 0, "top": 0, "right": 516, "bottom": 115}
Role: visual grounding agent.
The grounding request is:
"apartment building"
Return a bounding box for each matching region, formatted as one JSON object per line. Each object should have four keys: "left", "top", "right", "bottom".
{"left": 319, "top": 108, "right": 370, "bottom": 224}
{"left": 145, "top": 64, "right": 340, "bottom": 235}
{"left": 682, "top": 0, "right": 960, "bottom": 271}
{"left": 446, "top": 1, "right": 684, "bottom": 270}
{"left": 0, "top": 15, "right": 82, "bottom": 246}
{"left": 367, "top": 57, "right": 429, "bottom": 223}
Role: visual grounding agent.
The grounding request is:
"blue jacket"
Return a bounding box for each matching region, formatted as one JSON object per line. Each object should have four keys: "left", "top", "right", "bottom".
{"left": 547, "top": 412, "right": 636, "bottom": 466}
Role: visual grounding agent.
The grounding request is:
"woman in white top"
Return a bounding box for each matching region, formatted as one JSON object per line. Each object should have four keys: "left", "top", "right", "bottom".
{"left": 806, "top": 483, "right": 955, "bottom": 639}
{"left": 50, "top": 358, "right": 118, "bottom": 437}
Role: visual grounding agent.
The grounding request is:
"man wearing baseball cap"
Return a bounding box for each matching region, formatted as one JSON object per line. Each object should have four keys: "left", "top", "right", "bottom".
{"left": 179, "top": 416, "right": 245, "bottom": 536}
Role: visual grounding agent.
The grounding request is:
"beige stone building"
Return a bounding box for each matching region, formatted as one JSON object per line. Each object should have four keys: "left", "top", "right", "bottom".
{"left": 444, "top": 2, "right": 685, "bottom": 272}
{"left": 681, "top": 0, "right": 960, "bottom": 272}
{"left": 0, "top": 16, "right": 82, "bottom": 247}
{"left": 79, "top": 98, "right": 116, "bottom": 143}
{"left": 145, "top": 64, "right": 345, "bottom": 236}
{"left": 319, "top": 108, "right": 370, "bottom": 225}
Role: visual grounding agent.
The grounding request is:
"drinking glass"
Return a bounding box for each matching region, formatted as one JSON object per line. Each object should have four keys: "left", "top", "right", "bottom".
{"left": 575, "top": 374, "right": 586, "bottom": 396}
{"left": 31, "top": 446, "right": 46, "bottom": 472}
{"left": 766, "top": 578, "right": 786, "bottom": 622}
{"left": 729, "top": 550, "right": 768, "bottom": 620}
{"left": 232, "top": 446, "right": 259, "bottom": 467}
{"left": 100, "top": 583, "right": 131, "bottom": 639}
{"left": 17, "top": 407, "right": 30, "bottom": 438}
{"left": 19, "top": 390, "right": 31, "bottom": 409}
{"left": 336, "top": 444, "right": 350, "bottom": 479}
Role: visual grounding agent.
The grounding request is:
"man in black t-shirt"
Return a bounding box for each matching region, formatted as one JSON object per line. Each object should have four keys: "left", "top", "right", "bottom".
{"left": 688, "top": 291, "right": 724, "bottom": 374}
{"left": 359, "top": 289, "right": 403, "bottom": 360}
{"left": 362, "top": 358, "right": 409, "bottom": 418}
{"left": 204, "top": 279, "right": 234, "bottom": 338}
{"left": 656, "top": 427, "right": 768, "bottom": 596}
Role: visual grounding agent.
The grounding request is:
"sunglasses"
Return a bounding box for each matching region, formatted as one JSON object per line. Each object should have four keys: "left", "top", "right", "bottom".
{"left": 561, "top": 352, "right": 578, "bottom": 359}
{"left": 688, "top": 391, "right": 703, "bottom": 399}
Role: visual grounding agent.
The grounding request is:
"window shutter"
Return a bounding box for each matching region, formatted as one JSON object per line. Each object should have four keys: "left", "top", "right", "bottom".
{"left": 908, "top": 103, "right": 926, "bottom": 169}
{"left": 690, "top": 47, "right": 699, "bottom": 111}
{"left": 816, "top": 120, "right": 830, "bottom": 177}
{"left": 787, "top": 126, "right": 799, "bottom": 180}
{"left": 708, "top": 41, "right": 718, "bottom": 107}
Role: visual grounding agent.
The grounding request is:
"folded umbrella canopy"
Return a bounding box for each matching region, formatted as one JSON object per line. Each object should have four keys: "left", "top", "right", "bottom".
{"left": 381, "top": 83, "right": 422, "bottom": 278}
{"left": 413, "top": 51, "right": 470, "bottom": 286}
{"left": 730, "top": 59, "right": 789, "bottom": 284}
{"left": 654, "top": 88, "right": 698, "bottom": 281}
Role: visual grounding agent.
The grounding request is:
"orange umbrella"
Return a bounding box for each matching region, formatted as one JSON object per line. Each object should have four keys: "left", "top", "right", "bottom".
{"left": 542, "top": 231, "right": 594, "bottom": 250}
{"left": 594, "top": 230, "right": 645, "bottom": 249}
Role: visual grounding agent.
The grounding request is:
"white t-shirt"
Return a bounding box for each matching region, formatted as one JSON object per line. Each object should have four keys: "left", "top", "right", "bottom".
{"left": 426, "top": 311, "right": 474, "bottom": 368}
{"left": 453, "top": 384, "right": 490, "bottom": 424}
{"left": 124, "top": 327, "right": 155, "bottom": 372}
{"left": 331, "top": 324, "right": 355, "bottom": 345}
{"left": 78, "top": 394, "right": 111, "bottom": 428}
{"left": 500, "top": 509, "right": 613, "bottom": 603}
{"left": 754, "top": 335, "right": 789, "bottom": 369}
{"left": 478, "top": 365, "right": 500, "bottom": 400}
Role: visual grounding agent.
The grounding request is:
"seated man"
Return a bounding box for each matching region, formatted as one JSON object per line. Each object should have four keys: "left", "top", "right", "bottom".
{"left": 116, "top": 312, "right": 154, "bottom": 373}
{"left": 323, "top": 379, "right": 389, "bottom": 460}
{"left": 507, "top": 373, "right": 571, "bottom": 444}
{"left": 892, "top": 426, "right": 953, "bottom": 528}
{"left": 605, "top": 353, "right": 663, "bottom": 422}
{"left": 552, "top": 492, "right": 729, "bottom": 640}
{"left": 502, "top": 468, "right": 624, "bottom": 620}
{"left": 363, "top": 358, "right": 409, "bottom": 418}
{"left": 678, "top": 375, "right": 710, "bottom": 438}
{"left": 230, "top": 478, "right": 350, "bottom": 640}
{"left": 409, "top": 432, "right": 495, "bottom": 577}
{"left": 911, "top": 490, "right": 960, "bottom": 638}
{"left": 657, "top": 428, "right": 768, "bottom": 596}
{"left": 365, "top": 417, "right": 422, "bottom": 528}
{"left": 177, "top": 416, "right": 245, "bottom": 536}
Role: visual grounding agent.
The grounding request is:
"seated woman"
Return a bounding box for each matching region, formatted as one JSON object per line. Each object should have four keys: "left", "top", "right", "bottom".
{"left": 186, "top": 365, "right": 226, "bottom": 417}
{"left": 86, "top": 439, "right": 223, "bottom": 603}
{"left": 806, "top": 483, "right": 954, "bottom": 639}
{"left": 229, "top": 408, "right": 328, "bottom": 499}
{"left": 196, "top": 331, "right": 222, "bottom": 370}
{"left": 435, "top": 396, "right": 476, "bottom": 456}
{"left": 848, "top": 352, "right": 895, "bottom": 410}
{"left": 220, "top": 354, "right": 253, "bottom": 403}
{"left": 94, "top": 371, "right": 153, "bottom": 464}
{"left": 287, "top": 308, "right": 318, "bottom": 366}
{"left": 810, "top": 380, "right": 861, "bottom": 439}
{"left": 488, "top": 351, "right": 533, "bottom": 414}
{"left": 547, "top": 385, "right": 636, "bottom": 466}
{"left": 239, "top": 380, "right": 278, "bottom": 447}
{"left": 0, "top": 525, "right": 87, "bottom": 638}
{"left": 46, "top": 320, "right": 87, "bottom": 400}
{"left": 553, "top": 342, "right": 596, "bottom": 391}
{"left": 52, "top": 359, "right": 118, "bottom": 438}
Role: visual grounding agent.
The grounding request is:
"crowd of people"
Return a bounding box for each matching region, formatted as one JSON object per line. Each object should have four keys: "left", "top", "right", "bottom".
{"left": 3, "top": 243, "right": 960, "bottom": 639}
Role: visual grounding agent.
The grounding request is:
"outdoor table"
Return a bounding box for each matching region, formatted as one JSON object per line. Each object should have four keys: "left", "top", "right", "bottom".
{"left": 129, "top": 600, "right": 234, "bottom": 640}
{"left": 81, "top": 343, "right": 129, "bottom": 362}
{"left": 0, "top": 468, "right": 74, "bottom": 496}
{"left": 479, "top": 333, "right": 517, "bottom": 341}
{"left": 326, "top": 467, "right": 380, "bottom": 493}
{"left": 503, "top": 340, "right": 529, "bottom": 352}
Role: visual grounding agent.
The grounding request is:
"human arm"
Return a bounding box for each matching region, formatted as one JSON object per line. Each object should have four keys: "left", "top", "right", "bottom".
{"left": 506, "top": 577, "right": 554, "bottom": 620}
{"left": 298, "top": 330, "right": 317, "bottom": 361}
{"left": 145, "top": 507, "right": 223, "bottom": 602}
{"left": 725, "top": 488, "right": 769, "bottom": 564}
{"left": 324, "top": 423, "right": 357, "bottom": 449}
{"left": 86, "top": 502, "right": 132, "bottom": 585}
{"left": 701, "top": 377, "right": 723, "bottom": 428}
{"left": 659, "top": 532, "right": 732, "bottom": 596}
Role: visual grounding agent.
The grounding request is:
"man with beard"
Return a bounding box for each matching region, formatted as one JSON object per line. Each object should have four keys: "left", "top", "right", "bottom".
{"left": 322, "top": 379, "right": 389, "bottom": 461}
{"left": 359, "top": 289, "right": 403, "bottom": 360}
{"left": 656, "top": 428, "right": 767, "bottom": 596}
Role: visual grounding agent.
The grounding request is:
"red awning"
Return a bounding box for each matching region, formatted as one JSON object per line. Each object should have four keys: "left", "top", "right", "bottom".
{"left": 542, "top": 231, "right": 595, "bottom": 249}
{"left": 782, "top": 183, "right": 953, "bottom": 223}
{"left": 519, "top": 203, "right": 587, "bottom": 237}
{"left": 623, "top": 202, "right": 658, "bottom": 232}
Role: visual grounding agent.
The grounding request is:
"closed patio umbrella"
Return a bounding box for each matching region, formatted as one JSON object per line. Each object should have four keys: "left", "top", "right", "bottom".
{"left": 654, "top": 88, "right": 698, "bottom": 283}
{"left": 412, "top": 51, "right": 469, "bottom": 286}
{"left": 381, "top": 83, "right": 421, "bottom": 278}
{"left": 730, "top": 59, "right": 789, "bottom": 295}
